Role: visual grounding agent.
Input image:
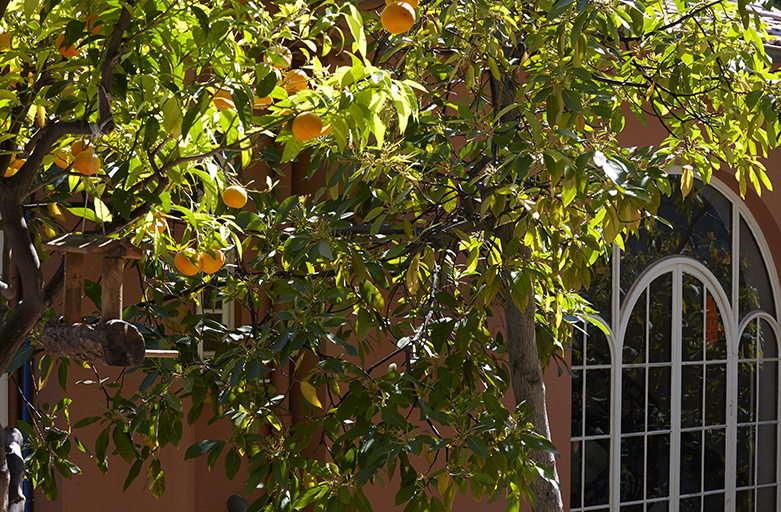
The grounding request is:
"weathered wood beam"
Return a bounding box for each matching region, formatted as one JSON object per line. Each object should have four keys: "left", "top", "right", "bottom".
{"left": 41, "top": 317, "right": 145, "bottom": 367}
{"left": 63, "top": 253, "right": 83, "bottom": 324}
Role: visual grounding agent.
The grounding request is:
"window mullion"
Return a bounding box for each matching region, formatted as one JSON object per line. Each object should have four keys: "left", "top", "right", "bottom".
{"left": 671, "top": 264, "right": 683, "bottom": 512}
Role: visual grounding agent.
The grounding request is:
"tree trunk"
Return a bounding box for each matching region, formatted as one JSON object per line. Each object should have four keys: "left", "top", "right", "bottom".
{"left": 506, "top": 287, "right": 564, "bottom": 512}
{"left": 41, "top": 316, "right": 145, "bottom": 366}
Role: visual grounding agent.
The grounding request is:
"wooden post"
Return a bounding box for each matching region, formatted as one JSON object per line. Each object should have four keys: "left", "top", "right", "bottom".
{"left": 64, "top": 252, "right": 83, "bottom": 324}
{"left": 102, "top": 257, "right": 123, "bottom": 321}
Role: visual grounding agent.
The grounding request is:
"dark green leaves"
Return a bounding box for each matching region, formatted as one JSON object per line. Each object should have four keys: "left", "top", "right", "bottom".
{"left": 184, "top": 439, "right": 223, "bottom": 460}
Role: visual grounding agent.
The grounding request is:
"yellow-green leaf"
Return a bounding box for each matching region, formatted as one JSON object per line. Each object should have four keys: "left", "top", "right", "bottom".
{"left": 406, "top": 253, "right": 420, "bottom": 294}
{"left": 301, "top": 381, "right": 323, "bottom": 409}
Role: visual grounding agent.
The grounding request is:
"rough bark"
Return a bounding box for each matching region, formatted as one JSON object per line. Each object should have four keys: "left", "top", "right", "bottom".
{"left": 506, "top": 288, "right": 564, "bottom": 512}
{"left": 41, "top": 317, "right": 145, "bottom": 366}
{"left": 491, "top": 40, "right": 564, "bottom": 511}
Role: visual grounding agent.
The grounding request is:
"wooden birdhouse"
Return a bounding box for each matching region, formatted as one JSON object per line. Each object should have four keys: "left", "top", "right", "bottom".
{"left": 42, "top": 233, "right": 143, "bottom": 322}
{"left": 39, "top": 233, "right": 148, "bottom": 366}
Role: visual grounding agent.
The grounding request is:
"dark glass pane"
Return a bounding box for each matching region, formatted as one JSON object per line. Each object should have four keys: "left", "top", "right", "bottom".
{"left": 758, "top": 361, "right": 778, "bottom": 423}
{"left": 624, "top": 291, "right": 647, "bottom": 365}
{"left": 587, "top": 322, "right": 611, "bottom": 366}
{"left": 757, "top": 486, "right": 777, "bottom": 512}
{"left": 584, "top": 438, "right": 611, "bottom": 506}
{"left": 649, "top": 273, "right": 672, "bottom": 364}
{"left": 705, "top": 292, "right": 727, "bottom": 360}
{"left": 572, "top": 327, "right": 584, "bottom": 367}
{"left": 679, "top": 430, "right": 702, "bottom": 495}
{"left": 735, "top": 489, "right": 754, "bottom": 512}
{"left": 620, "top": 178, "right": 732, "bottom": 306}
{"left": 647, "top": 500, "right": 669, "bottom": 512}
{"left": 620, "top": 436, "right": 644, "bottom": 503}
{"left": 757, "top": 424, "right": 777, "bottom": 485}
{"left": 620, "top": 506, "right": 644, "bottom": 512}
{"left": 705, "top": 364, "right": 726, "bottom": 426}
{"left": 622, "top": 367, "right": 645, "bottom": 434}
{"left": 703, "top": 428, "right": 726, "bottom": 491}
{"left": 682, "top": 274, "right": 704, "bottom": 362}
{"left": 738, "top": 362, "right": 757, "bottom": 424}
{"left": 741, "top": 319, "right": 758, "bottom": 360}
{"left": 739, "top": 217, "right": 775, "bottom": 321}
{"left": 585, "top": 369, "right": 611, "bottom": 436}
{"left": 681, "top": 364, "right": 703, "bottom": 429}
{"left": 585, "top": 252, "right": 612, "bottom": 327}
{"left": 570, "top": 441, "right": 582, "bottom": 509}
{"left": 702, "top": 492, "right": 724, "bottom": 512}
{"left": 648, "top": 366, "right": 671, "bottom": 431}
{"left": 736, "top": 425, "right": 755, "bottom": 488}
{"left": 572, "top": 369, "right": 583, "bottom": 438}
{"left": 680, "top": 497, "right": 701, "bottom": 512}
{"left": 647, "top": 433, "right": 670, "bottom": 499}
{"left": 760, "top": 319, "right": 778, "bottom": 358}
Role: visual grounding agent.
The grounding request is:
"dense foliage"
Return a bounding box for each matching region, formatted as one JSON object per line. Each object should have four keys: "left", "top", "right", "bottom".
{"left": 0, "top": 0, "right": 779, "bottom": 510}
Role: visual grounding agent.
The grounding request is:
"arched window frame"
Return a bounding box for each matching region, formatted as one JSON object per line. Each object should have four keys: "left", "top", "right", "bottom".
{"left": 571, "top": 174, "right": 781, "bottom": 511}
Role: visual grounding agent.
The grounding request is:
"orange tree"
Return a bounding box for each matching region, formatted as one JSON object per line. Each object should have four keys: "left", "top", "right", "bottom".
{"left": 0, "top": 0, "right": 779, "bottom": 511}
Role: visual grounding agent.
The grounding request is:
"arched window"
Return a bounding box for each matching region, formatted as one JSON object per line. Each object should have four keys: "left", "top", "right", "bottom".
{"left": 571, "top": 177, "right": 780, "bottom": 511}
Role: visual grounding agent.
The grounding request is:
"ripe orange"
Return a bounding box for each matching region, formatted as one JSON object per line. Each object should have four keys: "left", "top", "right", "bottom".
{"left": 213, "top": 89, "right": 235, "bottom": 110}
{"left": 320, "top": 124, "right": 332, "bottom": 136}
{"left": 198, "top": 249, "right": 225, "bottom": 274}
{"left": 71, "top": 140, "right": 87, "bottom": 156}
{"left": 254, "top": 95, "right": 272, "bottom": 109}
{"left": 5, "top": 156, "right": 23, "bottom": 177}
{"left": 74, "top": 149, "right": 100, "bottom": 175}
{"left": 0, "top": 31, "right": 10, "bottom": 49}
{"left": 56, "top": 32, "right": 79, "bottom": 59}
{"left": 265, "top": 47, "right": 292, "bottom": 69}
{"left": 291, "top": 112, "right": 323, "bottom": 141}
{"left": 381, "top": 2, "right": 416, "bottom": 34}
{"left": 84, "top": 13, "right": 101, "bottom": 34}
{"left": 223, "top": 185, "right": 248, "bottom": 208}
{"left": 385, "top": 0, "right": 418, "bottom": 6}
{"left": 281, "top": 69, "right": 308, "bottom": 95}
{"left": 149, "top": 216, "right": 167, "bottom": 234}
{"left": 54, "top": 151, "right": 71, "bottom": 168}
{"left": 175, "top": 249, "right": 200, "bottom": 276}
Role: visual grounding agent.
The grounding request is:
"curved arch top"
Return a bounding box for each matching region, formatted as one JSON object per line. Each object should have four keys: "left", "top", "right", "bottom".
{"left": 571, "top": 175, "right": 781, "bottom": 512}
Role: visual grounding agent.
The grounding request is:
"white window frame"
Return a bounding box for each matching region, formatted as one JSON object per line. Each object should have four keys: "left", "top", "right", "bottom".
{"left": 572, "top": 175, "right": 781, "bottom": 511}
{"left": 196, "top": 252, "right": 235, "bottom": 357}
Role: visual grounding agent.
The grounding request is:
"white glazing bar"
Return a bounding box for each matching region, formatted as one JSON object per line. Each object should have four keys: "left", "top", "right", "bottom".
{"left": 671, "top": 265, "right": 682, "bottom": 512}
{"left": 610, "top": 243, "right": 621, "bottom": 511}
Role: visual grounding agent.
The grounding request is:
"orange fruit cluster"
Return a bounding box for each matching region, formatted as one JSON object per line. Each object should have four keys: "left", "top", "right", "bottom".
{"left": 174, "top": 248, "right": 226, "bottom": 276}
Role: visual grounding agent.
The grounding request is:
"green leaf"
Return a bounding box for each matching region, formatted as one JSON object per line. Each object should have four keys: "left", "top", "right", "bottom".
{"left": 73, "top": 416, "right": 101, "bottom": 429}
{"left": 147, "top": 459, "right": 166, "bottom": 500}
{"left": 6, "top": 343, "right": 34, "bottom": 374}
{"left": 225, "top": 448, "right": 241, "bottom": 480}
{"left": 95, "top": 428, "right": 109, "bottom": 474}
{"left": 467, "top": 436, "right": 490, "bottom": 457}
{"left": 185, "top": 439, "right": 224, "bottom": 460}
{"left": 112, "top": 427, "right": 136, "bottom": 464}
{"left": 124, "top": 459, "right": 143, "bottom": 491}
{"left": 93, "top": 197, "right": 112, "bottom": 223}
{"left": 281, "top": 137, "right": 304, "bottom": 163}
{"left": 346, "top": 5, "right": 367, "bottom": 58}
